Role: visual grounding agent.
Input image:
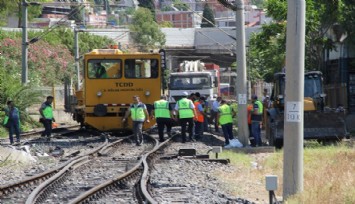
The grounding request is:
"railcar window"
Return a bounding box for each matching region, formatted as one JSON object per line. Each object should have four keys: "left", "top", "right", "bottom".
{"left": 88, "top": 60, "right": 122, "bottom": 79}
{"left": 124, "top": 59, "right": 159, "bottom": 79}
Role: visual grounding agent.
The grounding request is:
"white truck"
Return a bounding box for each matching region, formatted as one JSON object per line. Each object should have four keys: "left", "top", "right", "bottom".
{"left": 168, "top": 60, "right": 220, "bottom": 103}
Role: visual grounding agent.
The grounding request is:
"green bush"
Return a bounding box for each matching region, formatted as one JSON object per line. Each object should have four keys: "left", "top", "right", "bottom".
{"left": 0, "top": 28, "right": 115, "bottom": 132}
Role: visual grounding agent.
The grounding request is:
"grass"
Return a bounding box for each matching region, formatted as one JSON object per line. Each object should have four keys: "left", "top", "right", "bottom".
{"left": 0, "top": 128, "right": 8, "bottom": 138}
{"left": 212, "top": 144, "right": 355, "bottom": 204}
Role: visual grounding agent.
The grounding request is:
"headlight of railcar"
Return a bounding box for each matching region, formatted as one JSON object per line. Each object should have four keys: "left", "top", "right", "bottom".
{"left": 97, "top": 91, "right": 103, "bottom": 97}
{"left": 145, "top": 90, "right": 150, "bottom": 96}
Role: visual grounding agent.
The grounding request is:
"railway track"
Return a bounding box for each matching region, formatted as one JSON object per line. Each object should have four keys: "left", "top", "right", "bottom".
{"left": 1, "top": 127, "right": 259, "bottom": 203}
{"left": 0, "top": 128, "right": 160, "bottom": 203}
{"left": 0, "top": 125, "right": 81, "bottom": 145}
{"left": 0, "top": 137, "right": 108, "bottom": 203}
{"left": 26, "top": 136, "right": 155, "bottom": 204}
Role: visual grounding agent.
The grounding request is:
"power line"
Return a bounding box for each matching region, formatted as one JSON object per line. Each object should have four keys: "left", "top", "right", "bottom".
{"left": 28, "top": 5, "right": 85, "bottom": 44}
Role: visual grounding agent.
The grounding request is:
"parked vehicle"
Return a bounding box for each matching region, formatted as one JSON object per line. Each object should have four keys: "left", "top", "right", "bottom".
{"left": 64, "top": 48, "right": 165, "bottom": 131}
{"left": 266, "top": 71, "right": 348, "bottom": 148}
{"left": 168, "top": 60, "right": 220, "bottom": 103}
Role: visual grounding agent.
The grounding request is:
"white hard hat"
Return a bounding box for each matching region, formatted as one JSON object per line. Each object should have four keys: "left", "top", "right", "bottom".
{"left": 183, "top": 91, "right": 189, "bottom": 96}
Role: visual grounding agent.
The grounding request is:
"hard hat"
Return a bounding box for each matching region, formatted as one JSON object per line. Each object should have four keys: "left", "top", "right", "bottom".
{"left": 183, "top": 91, "right": 189, "bottom": 96}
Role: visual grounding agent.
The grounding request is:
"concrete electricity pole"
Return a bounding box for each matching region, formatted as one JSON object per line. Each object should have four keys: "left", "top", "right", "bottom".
{"left": 21, "top": 0, "right": 28, "bottom": 85}
{"left": 21, "top": 0, "right": 40, "bottom": 85}
{"left": 235, "top": 0, "right": 249, "bottom": 146}
{"left": 283, "top": 0, "right": 305, "bottom": 199}
{"left": 74, "top": 29, "right": 81, "bottom": 90}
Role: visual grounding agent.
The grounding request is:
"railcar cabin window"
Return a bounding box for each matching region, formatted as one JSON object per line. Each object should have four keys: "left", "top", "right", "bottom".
{"left": 88, "top": 60, "right": 122, "bottom": 79}
{"left": 124, "top": 59, "right": 159, "bottom": 79}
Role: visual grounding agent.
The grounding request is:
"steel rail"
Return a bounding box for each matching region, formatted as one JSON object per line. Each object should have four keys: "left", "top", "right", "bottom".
{"left": 0, "top": 139, "right": 107, "bottom": 198}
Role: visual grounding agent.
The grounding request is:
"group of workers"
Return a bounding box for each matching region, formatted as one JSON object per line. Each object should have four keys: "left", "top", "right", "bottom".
{"left": 122, "top": 92, "right": 240, "bottom": 147}
{"left": 3, "top": 91, "right": 268, "bottom": 147}
{"left": 3, "top": 96, "right": 55, "bottom": 145}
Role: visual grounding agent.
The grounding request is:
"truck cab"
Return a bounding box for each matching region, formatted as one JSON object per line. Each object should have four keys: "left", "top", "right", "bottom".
{"left": 168, "top": 72, "right": 217, "bottom": 102}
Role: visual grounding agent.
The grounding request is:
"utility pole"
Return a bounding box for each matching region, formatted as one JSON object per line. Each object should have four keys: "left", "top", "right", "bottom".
{"left": 21, "top": 0, "right": 28, "bottom": 85}
{"left": 104, "top": 0, "right": 109, "bottom": 26}
{"left": 21, "top": 0, "right": 40, "bottom": 85}
{"left": 74, "top": 29, "right": 81, "bottom": 90}
{"left": 283, "top": 0, "right": 305, "bottom": 199}
{"left": 235, "top": 0, "right": 249, "bottom": 146}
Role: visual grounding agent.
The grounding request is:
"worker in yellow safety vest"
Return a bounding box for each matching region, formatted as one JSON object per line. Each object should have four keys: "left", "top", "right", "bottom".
{"left": 174, "top": 91, "right": 197, "bottom": 143}
{"left": 251, "top": 94, "right": 263, "bottom": 146}
{"left": 122, "top": 95, "right": 150, "bottom": 146}
{"left": 39, "top": 96, "right": 55, "bottom": 140}
{"left": 217, "top": 99, "right": 235, "bottom": 148}
{"left": 153, "top": 95, "right": 173, "bottom": 142}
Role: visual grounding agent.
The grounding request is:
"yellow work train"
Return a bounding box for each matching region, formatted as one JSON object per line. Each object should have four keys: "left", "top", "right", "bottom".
{"left": 65, "top": 48, "right": 166, "bottom": 131}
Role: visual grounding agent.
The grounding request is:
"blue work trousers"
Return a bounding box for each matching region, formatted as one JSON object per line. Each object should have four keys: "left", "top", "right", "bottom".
{"left": 156, "top": 118, "right": 172, "bottom": 141}
{"left": 251, "top": 121, "right": 262, "bottom": 146}
{"left": 179, "top": 117, "right": 194, "bottom": 142}
{"left": 194, "top": 121, "right": 203, "bottom": 139}
{"left": 221, "top": 123, "right": 234, "bottom": 145}
{"left": 43, "top": 119, "right": 53, "bottom": 137}
{"left": 8, "top": 120, "right": 20, "bottom": 144}
{"left": 203, "top": 115, "right": 209, "bottom": 132}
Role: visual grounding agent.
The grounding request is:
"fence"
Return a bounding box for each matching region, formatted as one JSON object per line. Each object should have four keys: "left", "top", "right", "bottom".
{"left": 29, "top": 86, "right": 76, "bottom": 123}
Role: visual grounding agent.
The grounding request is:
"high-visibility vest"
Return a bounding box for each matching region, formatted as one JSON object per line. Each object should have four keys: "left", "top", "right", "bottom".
{"left": 130, "top": 103, "right": 146, "bottom": 121}
{"left": 254, "top": 100, "right": 263, "bottom": 114}
{"left": 154, "top": 100, "right": 170, "bottom": 118}
{"left": 251, "top": 100, "right": 263, "bottom": 122}
{"left": 3, "top": 115, "right": 9, "bottom": 125}
{"left": 194, "top": 101, "right": 204, "bottom": 122}
{"left": 43, "top": 104, "right": 53, "bottom": 119}
{"left": 177, "top": 98, "right": 194, "bottom": 119}
{"left": 218, "top": 104, "right": 233, "bottom": 125}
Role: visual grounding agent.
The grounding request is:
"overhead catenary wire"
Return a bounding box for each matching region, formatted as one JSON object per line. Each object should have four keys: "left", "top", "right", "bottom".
{"left": 28, "top": 4, "right": 86, "bottom": 44}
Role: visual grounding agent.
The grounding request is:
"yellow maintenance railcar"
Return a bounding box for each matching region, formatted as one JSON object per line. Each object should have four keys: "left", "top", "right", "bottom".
{"left": 65, "top": 48, "right": 166, "bottom": 132}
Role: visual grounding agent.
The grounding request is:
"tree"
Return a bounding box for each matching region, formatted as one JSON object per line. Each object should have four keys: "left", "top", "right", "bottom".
{"left": 247, "top": 0, "right": 355, "bottom": 82}
{"left": 159, "top": 21, "right": 173, "bottom": 28}
{"left": 137, "top": 0, "right": 156, "bottom": 21}
{"left": 339, "top": 0, "right": 355, "bottom": 46}
{"left": 129, "top": 8, "right": 166, "bottom": 51}
{"left": 201, "top": 4, "right": 215, "bottom": 28}
{"left": 0, "top": 0, "right": 52, "bottom": 27}
{"left": 247, "top": 22, "right": 286, "bottom": 82}
{"left": 68, "top": 5, "right": 84, "bottom": 25}
{"left": 173, "top": 0, "right": 189, "bottom": 11}
{"left": 250, "top": 0, "right": 265, "bottom": 9}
